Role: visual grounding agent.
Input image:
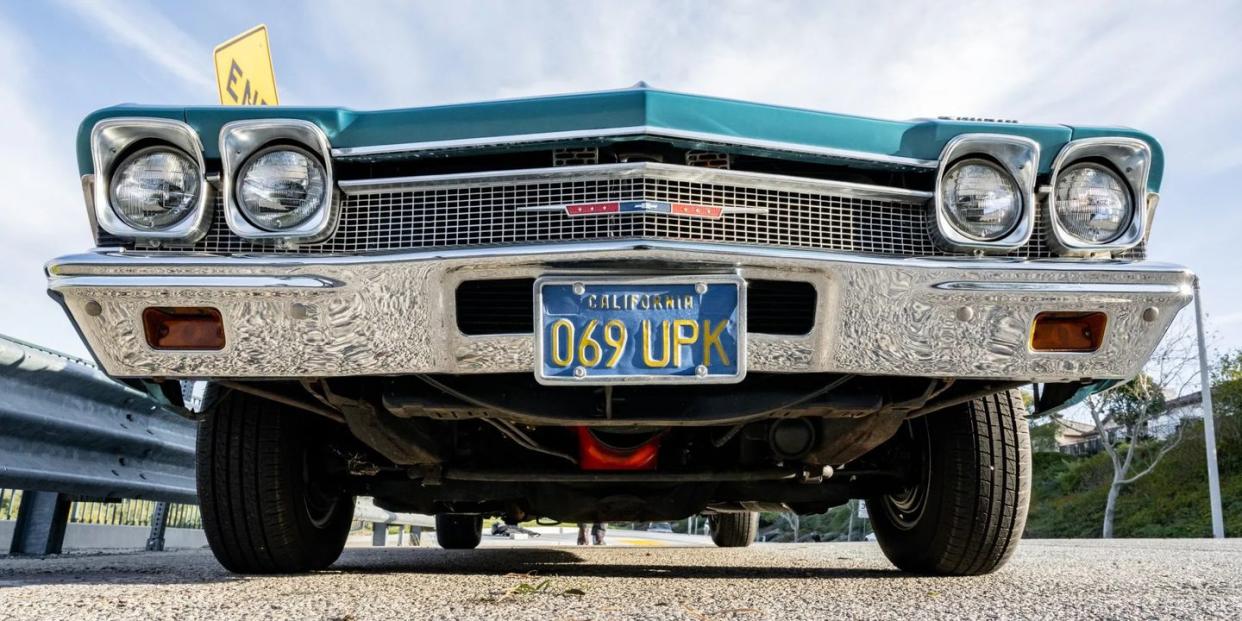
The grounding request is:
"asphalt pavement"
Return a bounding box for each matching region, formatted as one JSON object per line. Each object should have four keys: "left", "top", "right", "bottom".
{"left": 1, "top": 538, "right": 1238, "bottom": 620}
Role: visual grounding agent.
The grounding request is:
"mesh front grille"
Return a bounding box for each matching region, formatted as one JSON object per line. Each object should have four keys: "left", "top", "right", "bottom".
{"left": 104, "top": 177, "right": 1143, "bottom": 260}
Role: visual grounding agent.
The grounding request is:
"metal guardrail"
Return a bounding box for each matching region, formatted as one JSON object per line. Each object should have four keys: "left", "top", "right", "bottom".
{"left": 354, "top": 498, "right": 435, "bottom": 547}
{"left": 0, "top": 334, "right": 197, "bottom": 554}
{"left": 353, "top": 498, "right": 434, "bottom": 528}
{"left": 0, "top": 335, "right": 197, "bottom": 503}
{"left": 0, "top": 334, "right": 431, "bottom": 555}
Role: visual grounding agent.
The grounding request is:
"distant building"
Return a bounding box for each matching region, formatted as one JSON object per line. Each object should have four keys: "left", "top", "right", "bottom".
{"left": 1056, "top": 419, "right": 1118, "bottom": 456}
{"left": 1054, "top": 392, "right": 1202, "bottom": 456}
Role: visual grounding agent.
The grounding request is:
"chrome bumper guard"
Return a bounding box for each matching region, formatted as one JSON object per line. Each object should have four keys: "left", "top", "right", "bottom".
{"left": 47, "top": 242, "right": 1192, "bottom": 381}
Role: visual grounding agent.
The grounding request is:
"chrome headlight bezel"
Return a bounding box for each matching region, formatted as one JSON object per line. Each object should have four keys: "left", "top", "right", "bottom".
{"left": 220, "top": 119, "right": 337, "bottom": 243}
{"left": 1046, "top": 137, "right": 1150, "bottom": 256}
{"left": 932, "top": 134, "right": 1039, "bottom": 252}
{"left": 90, "top": 118, "right": 211, "bottom": 243}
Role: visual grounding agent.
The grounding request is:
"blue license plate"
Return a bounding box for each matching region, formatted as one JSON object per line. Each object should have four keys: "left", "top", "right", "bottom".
{"left": 536, "top": 277, "right": 745, "bottom": 384}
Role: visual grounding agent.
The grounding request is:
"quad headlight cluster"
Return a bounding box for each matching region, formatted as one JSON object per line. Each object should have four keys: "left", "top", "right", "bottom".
{"left": 90, "top": 118, "right": 336, "bottom": 245}
{"left": 934, "top": 134, "right": 1150, "bottom": 256}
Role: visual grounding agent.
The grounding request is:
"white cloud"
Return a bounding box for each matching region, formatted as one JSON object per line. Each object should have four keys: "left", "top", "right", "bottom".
{"left": 0, "top": 17, "right": 93, "bottom": 356}
{"left": 54, "top": 0, "right": 215, "bottom": 94}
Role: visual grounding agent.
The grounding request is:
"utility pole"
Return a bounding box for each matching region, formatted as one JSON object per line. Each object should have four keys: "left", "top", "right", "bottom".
{"left": 1193, "top": 276, "right": 1225, "bottom": 538}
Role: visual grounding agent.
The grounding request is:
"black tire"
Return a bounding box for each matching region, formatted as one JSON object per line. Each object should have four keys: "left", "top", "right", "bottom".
{"left": 709, "top": 512, "right": 759, "bottom": 547}
{"left": 197, "top": 391, "right": 354, "bottom": 574}
{"left": 436, "top": 514, "right": 483, "bottom": 549}
{"left": 867, "top": 389, "right": 1030, "bottom": 576}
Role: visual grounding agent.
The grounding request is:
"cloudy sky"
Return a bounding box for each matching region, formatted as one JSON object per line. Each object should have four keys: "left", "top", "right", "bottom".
{"left": 1, "top": 1, "right": 1239, "bottom": 358}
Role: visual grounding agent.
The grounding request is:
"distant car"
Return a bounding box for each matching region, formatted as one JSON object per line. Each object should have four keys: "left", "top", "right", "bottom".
{"left": 648, "top": 522, "right": 674, "bottom": 533}
{"left": 51, "top": 85, "right": 1189, "bottom": 576}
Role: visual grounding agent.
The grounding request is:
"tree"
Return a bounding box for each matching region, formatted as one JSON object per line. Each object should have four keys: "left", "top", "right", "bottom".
{"left": 1028, "top": 419, "right": 1059, "bottom": 453}
{"left": 1085, "top": 320, "right": 1198, "bottom": 538}
{"left": 1213, "top": 350, "right": 1242, "bottom": 419}
{"left": 779, "top": 512, "right": 800, "bottom": 542}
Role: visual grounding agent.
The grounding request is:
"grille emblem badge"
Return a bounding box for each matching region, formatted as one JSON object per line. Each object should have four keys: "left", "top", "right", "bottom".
{"left": 564, "top": 200, "right": 726, "bottom": 219}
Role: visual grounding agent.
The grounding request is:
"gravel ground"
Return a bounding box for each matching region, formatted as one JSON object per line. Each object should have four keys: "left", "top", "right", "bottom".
{"left": 1, "top": 539, "right": 1239, "bottom": 620}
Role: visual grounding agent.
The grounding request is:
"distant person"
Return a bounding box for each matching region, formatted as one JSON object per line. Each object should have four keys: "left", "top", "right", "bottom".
{"left": 577, "top": 522, "right": 606, "bottom": 545}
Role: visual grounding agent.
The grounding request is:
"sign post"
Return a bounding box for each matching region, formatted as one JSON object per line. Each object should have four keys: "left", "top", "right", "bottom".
{"left": 213, "top": 25, "right": 279, "bottom": 106}
{"left": 1193, "top": 276, "right": 1226, "bottom": 538}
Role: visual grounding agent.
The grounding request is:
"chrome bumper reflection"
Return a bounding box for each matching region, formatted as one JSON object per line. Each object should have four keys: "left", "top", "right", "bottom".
{"left": 47, "top": 242, "right": 1193, "bottom": 381}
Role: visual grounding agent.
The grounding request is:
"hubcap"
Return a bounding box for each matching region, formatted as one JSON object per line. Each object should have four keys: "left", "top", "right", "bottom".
{"left": 881, "top": 420, "right": 932, "bottom": 531}
{"left": 301, "top": 447, "right": 341, "bottom": 529}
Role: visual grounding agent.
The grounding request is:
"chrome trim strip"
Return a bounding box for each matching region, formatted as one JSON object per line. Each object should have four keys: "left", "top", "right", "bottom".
{"left": 932, "top": 281, "right": 1185, "bottom": 295}
{"left": 219, "top": 119, "right": 339, "bottom": 244}
{"left": 81, "top": 174, "right": 99, "bottom": 245}
{"left": 337, "top": 162, "right": 933, "bottom": 202}
{"left": 90, "top": 118, "right": 212, "bottom": 244}
{"left": 49, "top": 241, "right": 1190, "bottom": 274}
{"left": 1046, "top": 137, "right": 1151, "bottom": 256}
{"left": 330, "top": 125, "right": 941, "bottom": 169}
{"left": 1142, "top": 192, "right": 1160, "bottom": 245}
{"left": 933, "top": 134, "right": 1040, "bottom": 253}
{"left": 511, "top": 204, "right": 771, "bottom": 216}
{"left": 51, "top": 275, "right": 342, "bottom": 290}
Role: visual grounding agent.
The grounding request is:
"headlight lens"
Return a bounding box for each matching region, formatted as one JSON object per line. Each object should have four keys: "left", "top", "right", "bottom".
{"left": 236, "top": 147, "right": 327, "bottom": 231}
{"left": 940, "top": 159, "right": 1022, "bottom": 241}
{"left": 109, "top": 147, "right": 200, "bottom": 230}
{"left": 1054, "top": 163, "right": 1132, "bottom": 243}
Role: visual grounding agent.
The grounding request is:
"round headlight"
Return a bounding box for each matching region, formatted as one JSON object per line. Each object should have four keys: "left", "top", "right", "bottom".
{"left": 236, "top": 147, "right": 327, "bottom": 231}
{"left": 940, "top": 159, "right": 1021, "bottom": 241}
{"left": 1053, "top": 163, "right": 1132, "bottom": 243}
{"left": 109, "top": 147, "right": 201, "bottom": 230}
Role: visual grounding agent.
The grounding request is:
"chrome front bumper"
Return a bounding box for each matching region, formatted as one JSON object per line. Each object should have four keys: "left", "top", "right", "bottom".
{"left": 47, "top": 242, "right": 1192, "bottom": 381}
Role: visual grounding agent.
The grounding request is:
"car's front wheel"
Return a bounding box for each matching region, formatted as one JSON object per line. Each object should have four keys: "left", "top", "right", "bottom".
{"left": 197, "top": 391, "right": 354, "bottom": 574}
{"left": 866, "top": 389, "right": 1030, "bottom": 576}
{"left": 708, "top": 512, "right": 759, "bottom": 547}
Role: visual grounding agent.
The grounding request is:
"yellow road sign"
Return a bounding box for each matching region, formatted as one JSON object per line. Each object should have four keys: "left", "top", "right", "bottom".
{"left": 213, "top": 25, "right": 279, "bottom": 105}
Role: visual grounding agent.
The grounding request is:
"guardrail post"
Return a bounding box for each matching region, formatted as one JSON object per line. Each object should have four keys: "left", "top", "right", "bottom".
{"left": 8, "top": 490, "right": 70, "bottom": 555}
{"left": 372, "top": 523, "right": 387, "bottom": 547}
{"left": 145, "top": 502, "right": 170, "bottom": 551}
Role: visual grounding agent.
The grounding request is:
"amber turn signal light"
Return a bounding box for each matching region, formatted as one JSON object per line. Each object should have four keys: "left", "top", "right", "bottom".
{"left": 1030, "top": 311, "right": 1106, "bottom": 353}
{"left": 142, "top": 307, "right": 225, "bottom": 351}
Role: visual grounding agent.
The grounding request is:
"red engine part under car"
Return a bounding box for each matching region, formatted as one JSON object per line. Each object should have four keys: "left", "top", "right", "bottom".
{"left": 575, "top": 427, "right": 661, "bottom": 471}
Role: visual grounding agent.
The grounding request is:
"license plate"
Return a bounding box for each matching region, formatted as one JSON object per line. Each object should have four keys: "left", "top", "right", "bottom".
{"left": 536, "top": 276, "right": 746, "bottom": 384}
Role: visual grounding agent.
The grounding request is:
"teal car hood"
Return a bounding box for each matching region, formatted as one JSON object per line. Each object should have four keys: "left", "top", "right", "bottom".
{"left": 76, "top": 86, "right": 1163, "bottom": 189}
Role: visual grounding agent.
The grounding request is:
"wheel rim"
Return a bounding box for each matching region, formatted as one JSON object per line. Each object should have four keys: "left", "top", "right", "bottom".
{"left": 881, "top": 420, "right": 932, "bottom": 531}
{"left": 301, "top": 447, "right": 341, "bottom": 529}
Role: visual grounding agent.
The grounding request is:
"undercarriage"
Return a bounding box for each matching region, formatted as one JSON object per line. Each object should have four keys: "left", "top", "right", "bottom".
{"left": 211, "top": 373, "right": 1016, "bottom": 522}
